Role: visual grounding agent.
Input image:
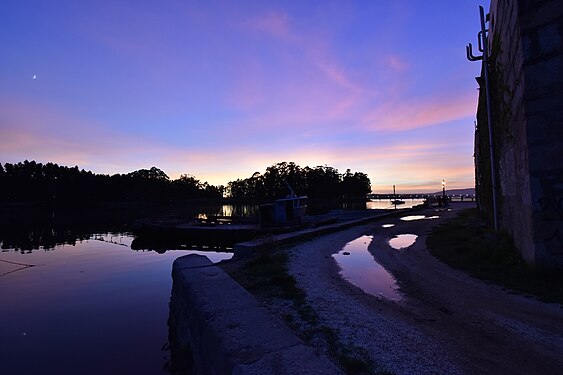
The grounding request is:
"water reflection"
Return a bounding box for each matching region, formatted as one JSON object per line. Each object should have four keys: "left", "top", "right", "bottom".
{"left": 381, "top": 224, "right": 395, "bottom": 228}
{"left": 388, "top": 234, "right": 418, "bottom": 250}
{"left": 93, "top": 233, "right": 134, "bottom": 247}
{"left": 130, "top": 234, "right": 237, "bottom": 253}
{"left": 400, "top": 215, "right": 440, "bottom": 221}
{"left": 0, "top": 234, "right": 232, "bottom": 375}
{"left": 333, "top": 235, "right": 401, "bottom": 300}
{"left": 0, "top": 204, "right": 257, "bottom": 253}
{"left": 366, "top": 199, "right": 425, "bottom": 210}
{"left": 214, "top": 204, "right": 257, "bottom": 218}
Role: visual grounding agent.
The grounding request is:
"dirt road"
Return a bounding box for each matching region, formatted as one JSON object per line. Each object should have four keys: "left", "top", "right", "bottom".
{"left": 286, "top": 203, "right": 563, "bottom": 374}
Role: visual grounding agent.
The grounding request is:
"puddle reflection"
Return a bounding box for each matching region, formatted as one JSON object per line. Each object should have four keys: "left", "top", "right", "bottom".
{"left": 388, "top": 234, "right": 418, "bottom": 250}
{"left": 400, "top": 215, "right": 440, "bottom": 221}
{"left": 333, "top": 235, "right": 401, "bottom": 301}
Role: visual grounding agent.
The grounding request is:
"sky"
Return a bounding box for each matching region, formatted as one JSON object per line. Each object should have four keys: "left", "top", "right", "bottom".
{"left": 0, "top": 0, "right": 489, "bottom": 193}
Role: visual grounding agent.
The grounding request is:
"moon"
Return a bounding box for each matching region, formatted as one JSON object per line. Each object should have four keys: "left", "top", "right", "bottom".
{"left": 32, "top": 75, "right": 37, "bottom": 79}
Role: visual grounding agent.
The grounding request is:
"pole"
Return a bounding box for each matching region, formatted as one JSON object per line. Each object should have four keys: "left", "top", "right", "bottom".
{"left": 479, "top": 6, "right": 499, "bottom": 232}
{"left": 442, "top": 180, "right": 446, "bottom": 207}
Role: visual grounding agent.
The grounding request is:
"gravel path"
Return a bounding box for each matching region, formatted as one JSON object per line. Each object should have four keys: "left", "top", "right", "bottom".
{"left": 286, "top": 203, "right": 563, "bottom": 374}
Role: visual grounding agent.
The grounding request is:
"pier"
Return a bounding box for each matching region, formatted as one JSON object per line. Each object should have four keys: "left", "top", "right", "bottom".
{"left": 367, "top": 194, "right": 476, "bottom": 202}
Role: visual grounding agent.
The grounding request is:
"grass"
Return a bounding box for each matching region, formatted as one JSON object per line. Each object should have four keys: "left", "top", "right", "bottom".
{"left": 221, "top": 239, "right": 388, "bottom": 375}
{"left": 427, "top": 208, "right": 563, "bottom": 305}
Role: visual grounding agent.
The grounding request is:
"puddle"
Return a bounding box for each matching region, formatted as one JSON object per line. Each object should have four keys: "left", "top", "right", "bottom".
{"left": 400, "top": 215, "right": 439, "bottom": 221}
{"left": 388, "top": 234, "right": 418, "bottom": 250}
{"left": 381, "top": 224, "right": 395, "bottom": 228}
{"left": 333, "top": 235, "right": 401, "bottom": 301}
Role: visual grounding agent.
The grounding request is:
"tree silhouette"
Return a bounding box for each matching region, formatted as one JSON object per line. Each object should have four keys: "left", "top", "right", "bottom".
{"left": 0, "top": 161, "right": 222, "bottom": 203}
{"left": 226, "top": 162, "right": 371, "bottom": 201}
{"left": 0, "top": 160, "right": 370, "bottom": 204}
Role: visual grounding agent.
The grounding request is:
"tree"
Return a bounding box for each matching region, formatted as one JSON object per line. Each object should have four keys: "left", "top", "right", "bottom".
{"left": 341, "top": 170, "right": 371, "bottom": 198}
{"left": 226, "top": 162, "right": 371, "bottom": 201}
{"left": 128, "top": 167, "right": 169, "bottom": 181}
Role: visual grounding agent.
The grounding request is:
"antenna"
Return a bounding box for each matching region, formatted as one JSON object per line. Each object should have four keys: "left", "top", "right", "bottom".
{"left": 284, "top": 180, "right": 296, "bottom": 197}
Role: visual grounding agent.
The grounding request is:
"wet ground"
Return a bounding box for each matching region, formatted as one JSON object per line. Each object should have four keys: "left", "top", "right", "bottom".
{"left": 282, "top": 202, "right": 563, "bottom": 374}
{"left": 333, "top": 235, "right": 401, "bottom": 301}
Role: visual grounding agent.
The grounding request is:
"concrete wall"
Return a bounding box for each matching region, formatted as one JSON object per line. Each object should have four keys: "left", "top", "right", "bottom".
{"left": 168, "top": 254, "right": 341, "bottom": 374}
{"left": 476, "top": 0, "right": 563, "bottom": 266}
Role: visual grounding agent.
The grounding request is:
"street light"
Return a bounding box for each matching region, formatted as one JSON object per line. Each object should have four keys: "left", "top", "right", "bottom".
{"left": 442, "top": 180, "right": 447, "bottom": 207}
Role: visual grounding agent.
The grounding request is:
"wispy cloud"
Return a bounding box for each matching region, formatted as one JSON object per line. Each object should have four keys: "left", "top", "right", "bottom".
{"left": 384, "top": 54, "right": 409, "bottom": 72}
{"left": 244, "top": 10, "right": 292, "bottom": 41}
{"left": 0, "top": 95, "right": 475, "bottom": 191}
{"left": 362, "top": 92, "right": 477, "bottom": 132}
{"left": 240, "top": 8, "right": 366, "bottom": 115}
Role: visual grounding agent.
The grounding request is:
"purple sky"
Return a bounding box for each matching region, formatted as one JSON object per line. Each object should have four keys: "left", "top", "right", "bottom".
{"left": 1, "top": 0, "right": 488, "bottom": 193}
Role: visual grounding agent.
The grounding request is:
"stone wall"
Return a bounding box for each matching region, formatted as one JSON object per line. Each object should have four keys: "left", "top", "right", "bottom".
{"left": 476, "top": 0, "right": 563, "bottom": 267}
{"left": 520, "top": 0, "right": 563, "bottom": 266}
{"left": 168, "top": 254, "right": 341, "bottom": 374}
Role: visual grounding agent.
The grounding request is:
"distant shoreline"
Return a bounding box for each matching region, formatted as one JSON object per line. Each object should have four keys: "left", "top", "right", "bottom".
{"left": 371, "top": 187, "right": 476, "bottom": 196}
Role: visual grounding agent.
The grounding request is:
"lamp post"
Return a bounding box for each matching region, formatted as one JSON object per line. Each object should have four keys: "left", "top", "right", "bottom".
{"left": 442, "top": 180, "right": 447, "bottom": 207}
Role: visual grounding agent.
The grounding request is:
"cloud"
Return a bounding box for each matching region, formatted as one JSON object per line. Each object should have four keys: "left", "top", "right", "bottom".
{"left": 240, "top": 8, "right": 365, "bottom": 110}
{"left": 0, "top": 97, "right": 475, "bottom": 191}
{"left": 244, "top": 10, "right": 292, "bottom": 41}
{"left": 385, "top": 55, "right": 409, "bottom": 72}
{"left": 362, "top": 92, "right": 477, "bottom": 132}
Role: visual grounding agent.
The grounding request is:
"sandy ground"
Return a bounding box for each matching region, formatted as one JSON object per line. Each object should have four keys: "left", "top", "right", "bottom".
{"left": 284, "top": 203, "right": 563, "bottom": 374}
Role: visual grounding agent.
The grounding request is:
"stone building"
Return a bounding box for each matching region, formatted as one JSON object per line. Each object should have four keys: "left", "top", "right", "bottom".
{"left": 474, "top": 0, "right": 563, "bottom": 267}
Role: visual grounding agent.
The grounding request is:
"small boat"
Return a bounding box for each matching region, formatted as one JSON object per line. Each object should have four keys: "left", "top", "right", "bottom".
{"left": 132, "top": 185, "right": 311, "bottom": 249}
{"left": 259, "top": 194, "right": 308, "bottom": 228}
{"left": 391, "top": 185, "right": 405, "bottom": 205}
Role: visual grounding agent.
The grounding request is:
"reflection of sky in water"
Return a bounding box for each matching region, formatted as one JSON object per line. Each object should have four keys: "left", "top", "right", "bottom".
{"left": 333, "top": 235, "right": 401, "bottom": 301}
{"left": 381, "top": 224, "right": 395, "bottom": 228}
{"left": 400, "top": 215, "right": 440, "bottom": 221}
{"left": 0, "top": 235, "right": 232, "bottom": 375}
{"left": 388, "top": 234, "right": 418, "bottom": 250}
{"left": 367, "top": 199, "right": 425, "bottom": 210}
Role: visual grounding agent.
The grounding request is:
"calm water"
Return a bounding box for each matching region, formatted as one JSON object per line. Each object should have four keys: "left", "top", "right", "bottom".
{"left": 333, "top": 235, "right": 401, "bottom": 301}
{"left": 0, "top": 200, "right": 423, "bottom": 374}
{"left": 0, "top": 234, "right": 232, "bottom": 375}
{"left": 366, "top": 198, "right": 425, "bottom": 210}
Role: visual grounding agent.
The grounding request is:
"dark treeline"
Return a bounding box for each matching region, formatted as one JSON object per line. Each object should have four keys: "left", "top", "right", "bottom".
{"left": 0, "top": 160, "right": 371, "bottom": 204}
{"left": 0, "top": 160, "right": 223, "bottom": 203}
{"left": 227, "top": 161, "right": 371, "bottom": 202}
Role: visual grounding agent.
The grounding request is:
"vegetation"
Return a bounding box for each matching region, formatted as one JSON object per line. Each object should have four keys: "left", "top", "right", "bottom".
{"left": 0, "top": 160, "right": 371, "bottom": 204}
{"left": 0, "top": 160, "right": 222, "bottom": 203}
{"left": 226, "top": 162, "right": 371, "bottom": 202}
{"left": 427, "top": 208, "right": 563, "bottom": 305}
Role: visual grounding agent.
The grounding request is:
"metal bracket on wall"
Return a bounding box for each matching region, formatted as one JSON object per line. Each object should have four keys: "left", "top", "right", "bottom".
{"left": 466, "top": 43, "right": 483, "bottom": 61}
{"left": 466, "top": 5, "right": 499, "bottom": 232}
